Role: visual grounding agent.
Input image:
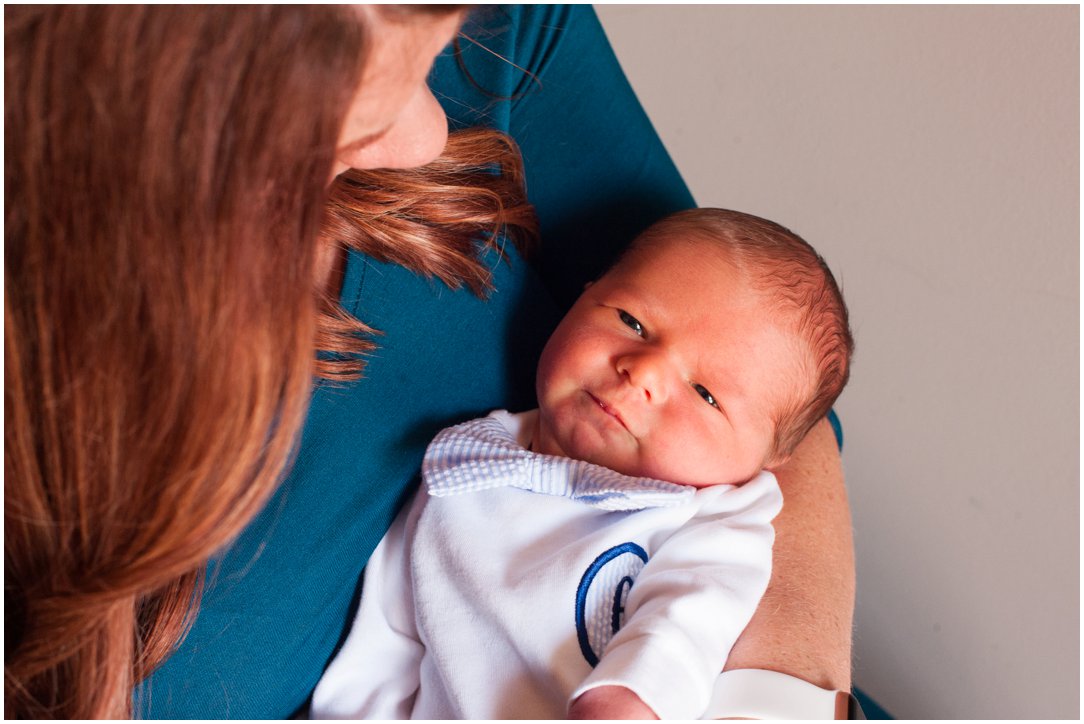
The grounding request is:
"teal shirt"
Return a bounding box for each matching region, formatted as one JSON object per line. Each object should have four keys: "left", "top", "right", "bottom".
{"left": 139, "top": 6, "right": 693, "bottom": 717}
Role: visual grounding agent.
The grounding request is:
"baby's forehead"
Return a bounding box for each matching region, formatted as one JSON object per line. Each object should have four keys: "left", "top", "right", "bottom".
{"left": 607, "top": 236, "right": 775, "bottom": 308}
{"left": 608, "top": 233, "right": 738, "bottom": 283}
{"left": 621, "top": 228, "right": 730, "bottom": 262}
{"left": 639, "top": 233, "right": 813, "bottom": 313}
{"left": 638, "top": 237, "right": 814, "bottom": 358}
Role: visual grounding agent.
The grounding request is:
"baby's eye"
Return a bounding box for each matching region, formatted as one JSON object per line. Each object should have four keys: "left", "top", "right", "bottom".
{"left": 692, "top": 383, "right": 720, "bottom": 410}
{"left": 618, "top": 310, "right": 645, "bottom": 337}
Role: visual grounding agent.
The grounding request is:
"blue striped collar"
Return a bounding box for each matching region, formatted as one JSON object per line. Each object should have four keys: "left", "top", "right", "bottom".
{"left": 422, "top": 410, "right": 695, "bottom": 512}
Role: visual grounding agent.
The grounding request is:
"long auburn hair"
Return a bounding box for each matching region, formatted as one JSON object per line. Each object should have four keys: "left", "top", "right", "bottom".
{"left": 5, "top": 6, "right": 535, "bottom": 719}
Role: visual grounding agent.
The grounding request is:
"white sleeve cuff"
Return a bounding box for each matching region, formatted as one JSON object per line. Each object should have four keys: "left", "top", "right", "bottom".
{"left": 570, "top": 635, "right": 712, "bottom": 719}
{"left": 702, "top": 668, "right": 852, "bottom": 720}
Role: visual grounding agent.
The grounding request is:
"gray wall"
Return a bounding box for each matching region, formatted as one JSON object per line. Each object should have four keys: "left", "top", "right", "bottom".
{"left": 596, "top": 5, "right": 1079, "bottom": 719}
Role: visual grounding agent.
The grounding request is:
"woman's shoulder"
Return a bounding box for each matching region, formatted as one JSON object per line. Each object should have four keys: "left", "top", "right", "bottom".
{"left": 429, "top": 5, "right": 602, "bottom": 130}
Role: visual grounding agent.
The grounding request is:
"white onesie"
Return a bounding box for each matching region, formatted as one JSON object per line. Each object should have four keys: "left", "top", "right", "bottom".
{"left": 311, "top": 410, "right": 782, "bottom": 719}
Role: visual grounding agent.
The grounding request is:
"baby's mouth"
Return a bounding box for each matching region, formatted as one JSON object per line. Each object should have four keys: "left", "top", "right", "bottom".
{"left": 588, "top": 392, "right": 630, "bottom": 432}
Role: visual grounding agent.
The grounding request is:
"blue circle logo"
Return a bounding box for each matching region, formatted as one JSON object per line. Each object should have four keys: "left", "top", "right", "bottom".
{"left": 574, "top": 542, "right": 649, "bottom": 667}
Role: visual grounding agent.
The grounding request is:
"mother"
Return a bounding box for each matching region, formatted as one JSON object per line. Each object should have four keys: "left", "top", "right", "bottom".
{"left": 5, "top": 6, "right": 854, "bottom": 719}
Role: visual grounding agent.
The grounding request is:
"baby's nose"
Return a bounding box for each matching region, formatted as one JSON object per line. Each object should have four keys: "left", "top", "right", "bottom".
{"left": 616, "top": 351, "right": 670, "bottom": 404}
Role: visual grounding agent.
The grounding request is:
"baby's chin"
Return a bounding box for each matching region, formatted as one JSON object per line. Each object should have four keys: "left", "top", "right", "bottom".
{"left": 588, "top": 453, "right": 753, "bottom": 489}
{"left": 570, "top": 448, "right": 692, "bottom": 487}
{"left": 538, "top": 413, "right": 755, "bottom": 487}
{"left": 557, "top": 440, "right": 644, "bottom": 480}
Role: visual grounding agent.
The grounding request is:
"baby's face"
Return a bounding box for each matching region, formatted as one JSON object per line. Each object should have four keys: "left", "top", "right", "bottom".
{"left": 534, "top": 236, "right": 806, "bottom": 487}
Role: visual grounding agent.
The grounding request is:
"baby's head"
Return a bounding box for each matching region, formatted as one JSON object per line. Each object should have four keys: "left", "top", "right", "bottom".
{"left": 532, "top": 208, "right": 852, "bottom": 487}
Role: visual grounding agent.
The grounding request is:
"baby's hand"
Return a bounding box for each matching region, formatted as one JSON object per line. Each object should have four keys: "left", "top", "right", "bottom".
{"left": 567, "top": 685, "right": 658, "bottom": 720}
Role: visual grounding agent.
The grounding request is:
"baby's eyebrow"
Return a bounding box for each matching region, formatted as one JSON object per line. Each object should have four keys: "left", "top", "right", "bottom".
{"left": 696, "top": 355, "right": 746, "bottom": 407}
{"left": 606, "top": 285, "right": 664, "bottom": 319}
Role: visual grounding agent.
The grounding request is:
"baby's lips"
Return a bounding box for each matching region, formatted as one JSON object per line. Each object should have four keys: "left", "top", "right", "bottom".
{"left": 588, "top": 391, "right": 632, "bottom": 433}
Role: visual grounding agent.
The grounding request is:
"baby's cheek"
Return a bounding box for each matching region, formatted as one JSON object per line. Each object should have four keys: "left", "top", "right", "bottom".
{"left": 645, "top": 425, "right": 731, "bottom": 487}
{"left": 638, "top": 436, "right": 696, "bottom": 484}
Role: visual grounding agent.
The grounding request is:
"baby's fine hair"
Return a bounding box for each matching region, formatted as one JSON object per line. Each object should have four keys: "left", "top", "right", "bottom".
{"left": 629, "top": 208, "right": 854, "bottom": 463}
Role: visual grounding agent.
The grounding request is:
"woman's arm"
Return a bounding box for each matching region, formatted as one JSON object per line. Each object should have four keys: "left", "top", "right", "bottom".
{"left": 723, "top": 418, "right": 855, "bottom": 691}
{"left": 570, "top": 425, "right": 853, "bottom": 722}
{"left": 568, "top": 431, "right": 852, "bottom": 721}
